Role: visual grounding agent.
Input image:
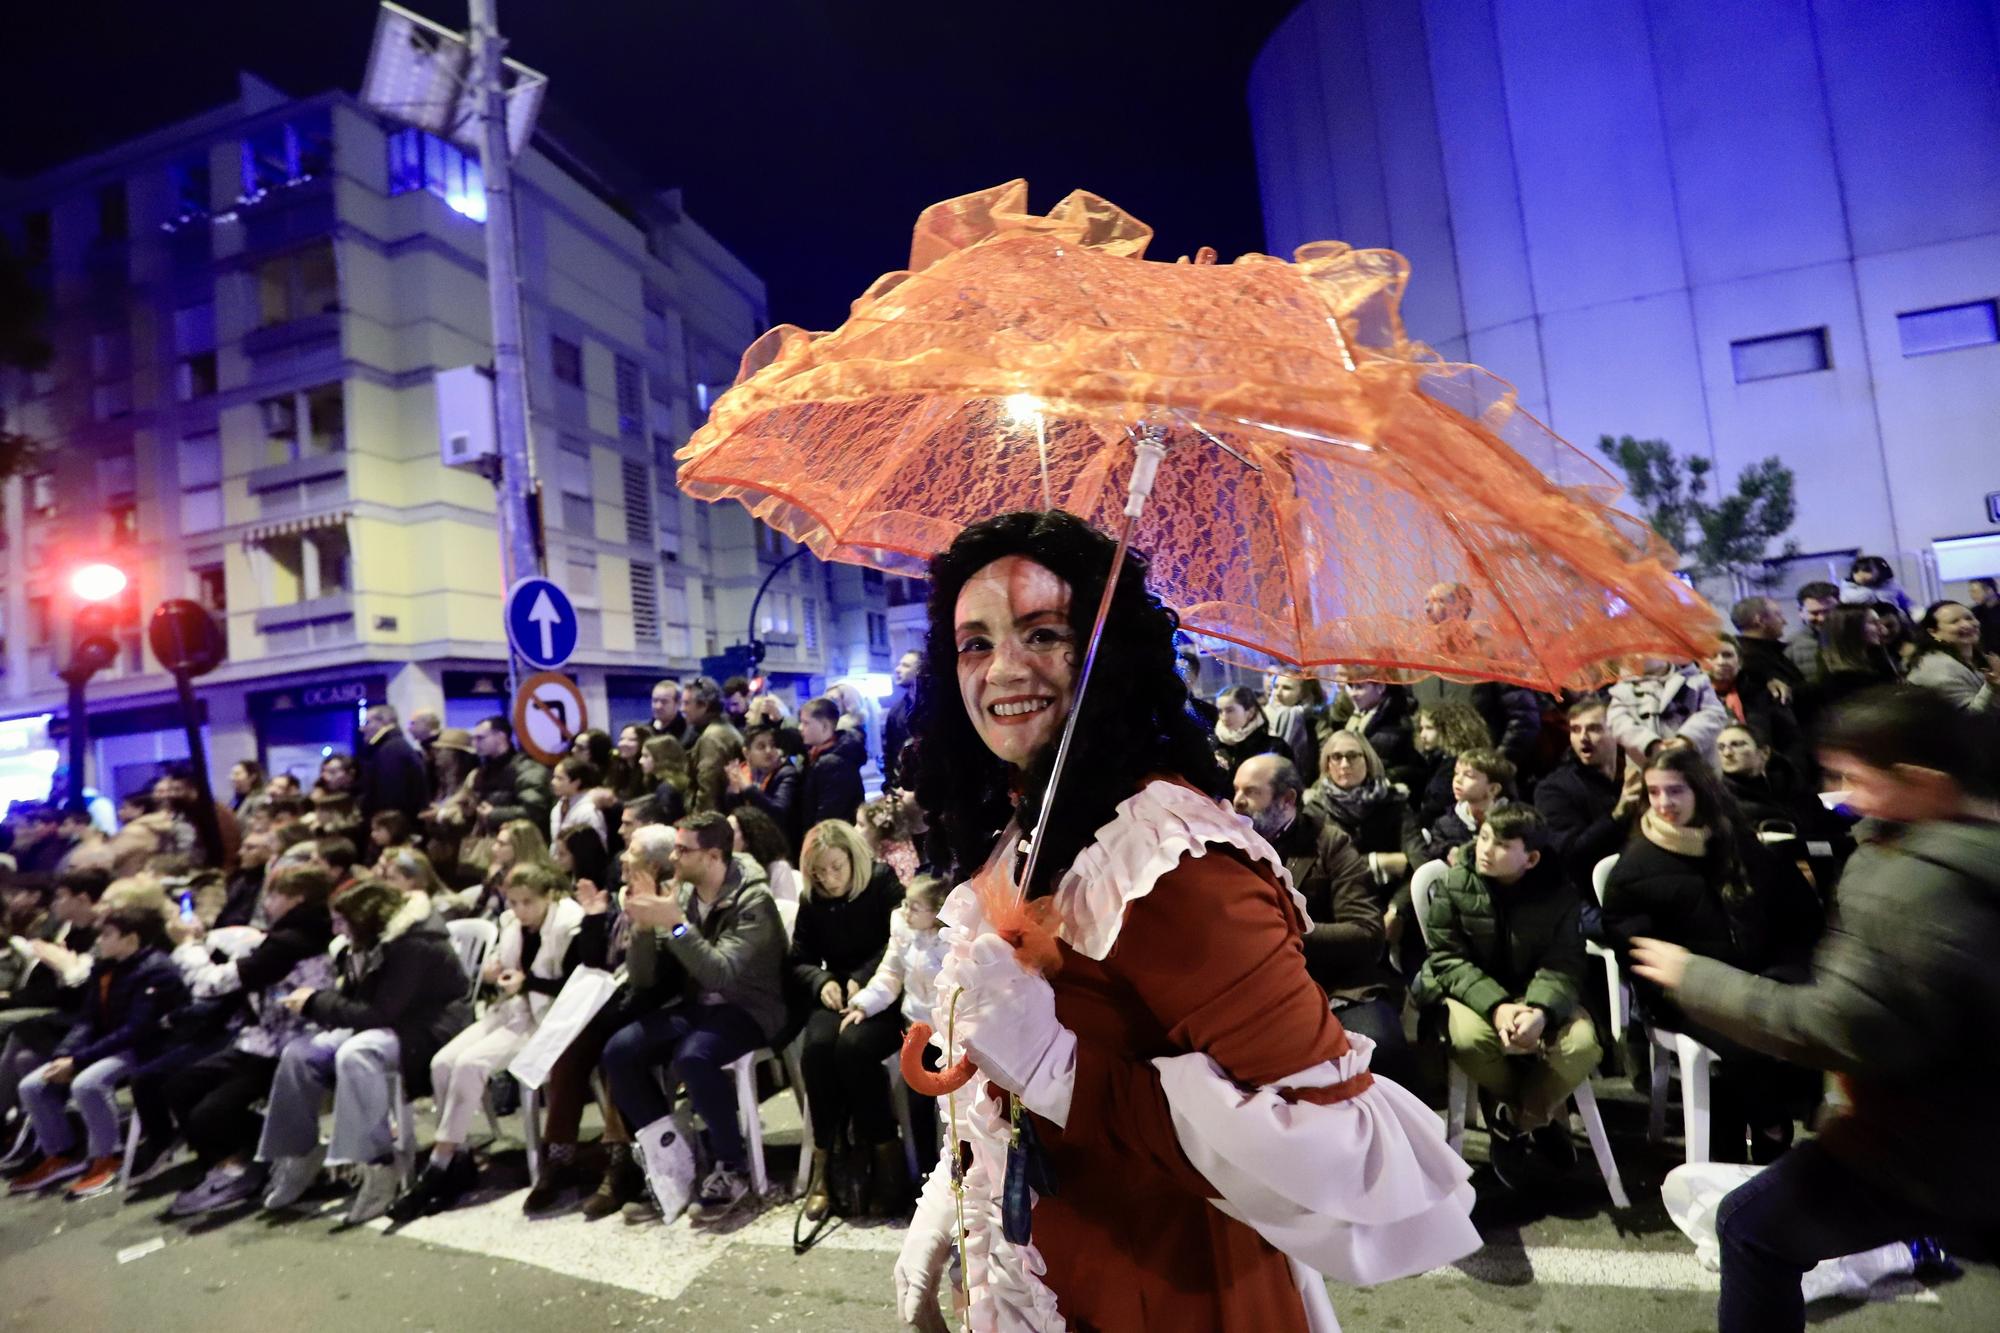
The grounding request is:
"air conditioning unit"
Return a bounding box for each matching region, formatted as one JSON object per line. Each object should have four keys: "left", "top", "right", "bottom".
{"left": 435, "top": 364, "right": 498, "bottom": 468}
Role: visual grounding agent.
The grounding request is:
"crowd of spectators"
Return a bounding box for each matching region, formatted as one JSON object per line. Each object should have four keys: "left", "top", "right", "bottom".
{"left": 1, "top": 554, "right": 1995, "bottom": 1330}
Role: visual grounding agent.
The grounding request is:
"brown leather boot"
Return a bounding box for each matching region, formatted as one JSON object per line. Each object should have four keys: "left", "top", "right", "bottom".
{"left": 867, "top": 1140, "right": 911, "bottom": 1217}
{"left": 802, "top": 1147, "right": 833, "bottom": 1221}
{"left": 581, "top": 1143, "right": 641, "bottom": 1221}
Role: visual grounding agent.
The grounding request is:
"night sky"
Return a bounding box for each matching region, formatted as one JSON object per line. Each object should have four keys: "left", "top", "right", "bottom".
{"left": 2, "top": 0, "right": 1299, "bottom": 331}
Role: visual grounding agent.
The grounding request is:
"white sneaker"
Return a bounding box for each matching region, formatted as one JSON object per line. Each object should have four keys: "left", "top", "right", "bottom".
{"left": 633, "top": 1116, "right": 694, "bottom": 1224}
{"left": 262, "top": 1144, "right": 326, "bottom": 1210}
{"left": 345, "top": 1163, "right": 401, "bottom": 1225}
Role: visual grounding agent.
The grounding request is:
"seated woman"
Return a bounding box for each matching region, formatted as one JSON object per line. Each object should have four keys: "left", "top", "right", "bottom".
{"left": 1904, "top": 600, "right": 1998, "bottom": 713}
{"left": 9, "top": 906, "right": 189, "bottom": 1200}
{"left": 257, "top": 876, "right": 472, "bottom": 1224}
{"left": 1305, "top": 729, "right": 1410, "bottom": 882}
{"left": 1213, "top": 684, "right": 1292, "bottom": 775}
{"left": 1602, "top": 746, "right": 1825, "bottom": 1161}
{"left": 447, "top": 819, "right": 550, "bottom": 921}
{"left": 1329, "top": 668, "right": 1426, "bottom": 790}
{"left": 610, "top": 724, "right": 656, "bottom": 802}
{"left": 163, "top": 863, "right": 337, "bottom": 1216}
{"left": 639, "top": 734, "right": 692, "bottom": 827}
{"left": 1813, "top": 606, "right": 1902, "bottom": 718}
{"left": 549, "top": 756, "right": 608, "bottom": 849}
{"left": 791, "top": 819, "right": 906, "bottom": 1220}
{"left": 1715, "top": 722, "right": 1854, "bottom": 894}
{"left": 730, "top": 805, "right": 800, "bottom": 904}
{"left": 395, "top": 862, "right": 585, "bottom": 1218}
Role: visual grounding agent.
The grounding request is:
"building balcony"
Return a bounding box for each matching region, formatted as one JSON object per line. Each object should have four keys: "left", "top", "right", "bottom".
{"left": 246, "top": 451, "right": 347, "bottom": 494}
{"left": 243, "top": 311, "right": 341, "bottom": 360}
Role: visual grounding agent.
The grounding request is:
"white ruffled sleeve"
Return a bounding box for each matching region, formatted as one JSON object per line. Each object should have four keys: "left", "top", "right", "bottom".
{"left": 1152, "top": 1033, "right": 1481, "bottom": 1287}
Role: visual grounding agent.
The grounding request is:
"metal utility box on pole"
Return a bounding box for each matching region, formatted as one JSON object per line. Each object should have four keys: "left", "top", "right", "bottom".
{"left": 362, "top": 1, "right": 547, "bottom": 697}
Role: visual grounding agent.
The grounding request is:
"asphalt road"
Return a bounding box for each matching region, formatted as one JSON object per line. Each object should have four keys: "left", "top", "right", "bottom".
{"left": 2, "top": 1076, "right": 1992, "bottom": 1331}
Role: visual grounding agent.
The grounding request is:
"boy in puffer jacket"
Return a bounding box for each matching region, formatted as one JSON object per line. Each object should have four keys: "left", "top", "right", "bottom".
{"left": 1413, "top": 806, "right": 1598, "bottom": 1189}
{"left": 160, "top": 863, "right": 337, "bottom": 1216}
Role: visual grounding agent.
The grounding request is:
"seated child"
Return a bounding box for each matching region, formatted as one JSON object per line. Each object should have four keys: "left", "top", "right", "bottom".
{"left": 842, "top": 874, "right": 948, "bottom": 1168}
{"left": 1413, "top": 805, "right": 1599, "bottom": 1187}
{"left": 9, "top": 905, "right": 189, "bottom": 1199}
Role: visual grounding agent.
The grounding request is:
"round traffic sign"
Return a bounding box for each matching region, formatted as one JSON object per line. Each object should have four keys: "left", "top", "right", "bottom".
{"left": 505, "top": 577, "right": 579, "bottom": 670}
{"left": 148, "top": 599, "right": 227, "bottom": 677}
{"left": 511, "top": 671, "right": 588, "bottom": 767}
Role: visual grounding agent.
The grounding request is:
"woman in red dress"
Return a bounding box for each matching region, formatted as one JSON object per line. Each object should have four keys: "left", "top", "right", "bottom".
{"left": 893, "top": 511, "right": 1478, "bottom": 1331}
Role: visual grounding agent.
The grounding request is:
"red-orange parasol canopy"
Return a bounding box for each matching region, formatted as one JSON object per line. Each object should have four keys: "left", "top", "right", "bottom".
{"left": 677, "top": 180, "right": 1717, "bottom": 691}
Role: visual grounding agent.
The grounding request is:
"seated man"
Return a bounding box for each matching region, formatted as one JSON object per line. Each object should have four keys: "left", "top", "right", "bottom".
{"left": 1231, "top": 755, "right": 1411, "bottom": 1089}
{"left": 9, "top": 905, "right": 189, "bottom": 1199}
{"left": 0, "top": 867, "right": 109, "bottom": 1162}
{"left": 600, "top": 815, "right": 787, "bottom": 1226}
{"left": 1413, "top": 806, "right": 1599, "bottom": 1189}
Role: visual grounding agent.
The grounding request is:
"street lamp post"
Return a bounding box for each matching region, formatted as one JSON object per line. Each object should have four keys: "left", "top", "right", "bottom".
{"left": 58, "top": 562, "right": 128, "bottom": 808}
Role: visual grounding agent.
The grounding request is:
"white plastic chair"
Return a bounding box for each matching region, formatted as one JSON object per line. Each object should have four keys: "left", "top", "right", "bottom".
{"left": 1588, "top": 856, "right": 1627, "bottom": 1046}
{"left": 1591, "top": 853, "right": 1722, "bottom": 1162}
{"left": 446, "top": 918, "right": 498, "bottom": 1001}
{"left": 1411, "top": 861, "right": 1630, "bottom": 1208}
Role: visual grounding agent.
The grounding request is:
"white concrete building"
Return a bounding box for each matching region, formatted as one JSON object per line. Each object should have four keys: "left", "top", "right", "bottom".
{"left": 1249, "top": 0, "right": 2000, "bottom": 600}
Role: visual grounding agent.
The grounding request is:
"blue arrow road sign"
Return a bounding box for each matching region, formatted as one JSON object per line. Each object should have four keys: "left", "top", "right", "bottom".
{"left": 505, "top": 577, "right": 579, "bottom": 669}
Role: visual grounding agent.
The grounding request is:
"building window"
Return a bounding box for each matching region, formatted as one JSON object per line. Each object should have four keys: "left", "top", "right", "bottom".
{"left": 552, "top": 336, "right": 583, "bottom": 388}
{"left": 108, "top": 500, "right": 138, "bottom": 544}
{"left": 257, "top": 243, "right": 339, "bottom": 326}
{"left": 179, "top": 431, "right": 223, "bottom": 533}
{"left": 178, "top": 351, "right": 219, "bottom": 401}
{"left": 385, "top": 126, "right": 486, "bottom": 222}
{"left": 866, "top": 611, "right": 889, "bottom": 650}
{"left": 862, "top": 567, "right": 885, "bottom": 592}
{"left": 615, "top": 355, "right": 643, "bottom": 438}
{"left": 567, "top": 552, "right": 599, "bottom": 602}
{"left": 91, "top": 381, "right": 133, "bottom": 421}
{"left": 263, "top": 525, "right": 351, "bottom": 605}
{"left": 802, "top": 598, "right": 819, "bottom": 652}
{"left": 663, "top": 578, "right": 691, "bottom": 658}
{"left": 621, "top": 458, "right": 652, "bottom": 545}
{"left": 194, "top": 564, "right": 227, "bottom": 614}
{"left": 241, "top": 109, "right": 334, "bottom": 199}
{"left": 559, "top": 437, "right": 593, "bottom": 531}
{"left": 1730, "top": 328, "right": 1829, "bottom": 383}
{"left": 96, "top": 182, "right": 128, "bottom": 242}
{"left": 1897, "top": 300, "right": 1999, "bottom": 357}
{"left": 629, "top": 560, "right": 660, "bottom": 643}
{"left": 260, "top": 384, "right": 345, "bottom": 464}
{"left": 170, "top": 153, "right": 211, "bottom": 219}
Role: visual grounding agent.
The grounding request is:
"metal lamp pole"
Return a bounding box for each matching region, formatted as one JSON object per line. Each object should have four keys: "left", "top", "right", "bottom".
{"left": 469, "top": 0, "right": 540, "bottom": 698}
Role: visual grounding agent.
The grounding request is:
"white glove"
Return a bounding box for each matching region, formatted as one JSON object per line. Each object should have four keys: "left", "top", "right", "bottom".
{"left": 894, "top": 1161, "right": 956, "bottom": 1332}
{"left": 956, "top": 933, "right": 1077, "bottom": 1126}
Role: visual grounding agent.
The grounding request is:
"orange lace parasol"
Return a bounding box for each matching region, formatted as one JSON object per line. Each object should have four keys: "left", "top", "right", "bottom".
{"left": 677, "top": 179, "right": 1718, "bottom": 692}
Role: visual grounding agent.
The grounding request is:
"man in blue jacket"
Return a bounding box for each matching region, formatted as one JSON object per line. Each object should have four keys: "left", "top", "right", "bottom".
{"left": 9, "top": 905, "right": 188, "bottom": 1199}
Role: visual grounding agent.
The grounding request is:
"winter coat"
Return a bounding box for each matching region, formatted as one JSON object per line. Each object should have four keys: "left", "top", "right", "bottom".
{"left": 360, "top": 726, "right": 430, "bottom": 826}
{"left": 1270, "top": 809, "right": 1393, "bottom": 1006}
{"left": 1677, "top": 818, "right": 2000, "bottom": 1221}
{"left": 55, "top": 947, "right": 190, "bottom": 1068}
{"left": 1838, "top": 577, "right": 1912, "bottom": 616}
{"left": 1329, "top": 688, "right": 1427, "bottom": 791}
{"left": 1412, "top": 860, "right": 1586, "bottom": 1024}
{"left": 790, "top": 865, "right": 904, "bottom": 1014}
{"left": 1606, "top": 666, "right": 1731, "bottom": 765}
{"left": 1303, "top": 779, "right": 1407, "bottom": 855}
{"left": 689, "top": 718, "right": 746, "bottom": 817}
{"left": 850, "top": 902, "right": 948, "bottom": 1027}
{"left": 881, "top": 689, "right": 917, "bottom": 792}
{"left": 1601, "top": 830, "right": 1823, "bottom": 1030}
{"left": 6, "top": 921, "right": 95, "bottom": 1012}
{"left": 491, "top": 896, "right": 586, "bottom": 1028}
{"left": 1905, "top": 649, "right": 1996, "bottom": 713}
{"left": 176, "top": 902, "right": 337, "bottom": 1059}
{"left": 725, "top": 761, "right": 802, "bottom": 851}
{"left": 799, "top": 746, "right": 864, "bottom": 840}
{"left": 1784, "top": 628, "right": 1824, "bottom": 683}
{"left": 1412, "top": 679, "right": 1543, "bottom": 771}
{"left": 470, "top": 749, "right": 554, "bottom": 833}
{"left": 640, "top": 863, "right": 790, "bottom": 1043}
{"left": 1736, "top": 635, "right": 1808, "bottom": 702}
{"left": 1262, "top": 703, "right": 1318, "bottom": 778}
{"left": 549, "top": 793, "right": 608, "bottom": 850}
{"left": 1533, "top": 756, "right": 1631, "bottom": 894}
{"left": 1214, "top": 717, "right": 1292, "bottom": 778}
{"left": 1403, "top": 799, "right": 1508, "bottom": 870}
{"left": 302, "top": 892, "right": 473, "bottom": 1093}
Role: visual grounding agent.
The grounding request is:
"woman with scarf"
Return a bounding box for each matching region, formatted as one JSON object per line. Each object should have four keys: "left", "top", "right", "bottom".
{"left": 1603, "top": 746, "right": 1825, "bottom": 1162}
{"left": 1211, "top": 685, "right": 1292, "bottom": 776}
{"left": 891, "top": 511, "right": 1476, "bottom": 1331}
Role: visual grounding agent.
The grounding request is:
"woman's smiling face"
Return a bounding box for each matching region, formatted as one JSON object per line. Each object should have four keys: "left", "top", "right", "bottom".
{"left": 954, "top": 556, "right": 1078, "bottom": 769}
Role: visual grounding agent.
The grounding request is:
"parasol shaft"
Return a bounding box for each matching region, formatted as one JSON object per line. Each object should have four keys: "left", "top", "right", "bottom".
{"left": 1016, "top": 434, "right": 1168, "bottom": 900}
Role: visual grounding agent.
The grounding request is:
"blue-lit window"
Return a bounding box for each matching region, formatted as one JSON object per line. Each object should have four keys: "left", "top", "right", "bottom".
{"left": 385, "top": 127, "right": 486, "bottom": 222}
{"left": 1730, "top": 328, "right": 1829, "bottom": 383}
{"left": 240, "top": 109, "right": 336, "bottom": 200}
{"left": 1897, "top": 300, "right": 1998, "bottom": 357}
{"left": 170, "top": 153, "right": 211, "bottom": 219}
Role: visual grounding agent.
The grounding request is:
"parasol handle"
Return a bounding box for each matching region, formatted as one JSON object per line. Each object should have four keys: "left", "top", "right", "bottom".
{"left": 1016, "top": 430, "right": 1168, "bottom": 900}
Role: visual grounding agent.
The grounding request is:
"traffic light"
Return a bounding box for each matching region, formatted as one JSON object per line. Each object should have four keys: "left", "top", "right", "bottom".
{"left": 61, "top": 563, "right": 130, "bottom": 685}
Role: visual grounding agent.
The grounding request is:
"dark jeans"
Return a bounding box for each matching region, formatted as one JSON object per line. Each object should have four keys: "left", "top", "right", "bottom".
{"left": 1716, "top": 1139, "right": 1978, "bottom": 1332}
{"left": 601, "top": 1003, "right": 764, "bottom": 1171}
{"left": 799, "top": 1005, "right": 903, "bottom": 1147}
{"left": 164, "top": 1048, "right": 279, "bottom": 1167}
{"left": 1332, "top": 997, "right": 1417, "bottom": 1093}
{"left": 902, "top": 1023, "right": 940, "bottom": 1172}
{"left": 129, "top": 1034, "right": 232, "bottom": 1146}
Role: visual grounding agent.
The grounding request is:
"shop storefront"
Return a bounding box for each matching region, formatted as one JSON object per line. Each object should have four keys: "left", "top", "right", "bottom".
{"left": 249, "top": 674, "right": 382, "bottom": 787}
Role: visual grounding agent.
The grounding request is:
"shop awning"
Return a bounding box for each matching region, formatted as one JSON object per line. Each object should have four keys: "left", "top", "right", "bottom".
{"left": 240, "top": 509, "right": 353, "bottom": 545}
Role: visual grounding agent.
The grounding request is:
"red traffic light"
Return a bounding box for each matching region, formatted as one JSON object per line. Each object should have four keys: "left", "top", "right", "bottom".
{"left": 70, "top": 563, "right": 129, "bottom": 603}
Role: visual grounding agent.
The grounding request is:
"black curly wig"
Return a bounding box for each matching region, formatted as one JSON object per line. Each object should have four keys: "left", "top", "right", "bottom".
{"left": 906, "top": 510, "right": 1228, "bottom": 896}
